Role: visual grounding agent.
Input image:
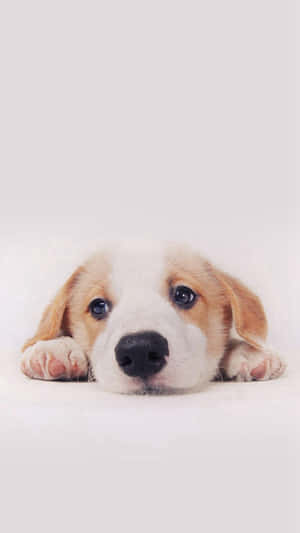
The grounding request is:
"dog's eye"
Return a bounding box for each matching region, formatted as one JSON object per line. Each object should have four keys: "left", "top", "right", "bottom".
{"left": 171, "top": 285, "right": 197, "bottom": 309}
{"left": 88, "top": 298, "right": 110, "bottom": 319}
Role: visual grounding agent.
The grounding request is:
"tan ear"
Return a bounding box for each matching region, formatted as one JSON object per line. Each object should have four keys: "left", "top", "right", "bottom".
{"left": 214, "top": 269, "right": 268, "bottom": 349}
{"left": 22, "top": 266, "right": 84, "bottom": 352}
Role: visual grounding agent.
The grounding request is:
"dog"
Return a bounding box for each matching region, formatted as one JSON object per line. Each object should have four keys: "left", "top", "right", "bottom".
{"left": 21, "top": 241, "right": 286, "bottom": 393}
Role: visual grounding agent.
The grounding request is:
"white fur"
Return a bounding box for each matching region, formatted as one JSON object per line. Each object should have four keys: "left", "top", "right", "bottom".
{"left": 90, "top": 243, "right": 213, "bottom": 393}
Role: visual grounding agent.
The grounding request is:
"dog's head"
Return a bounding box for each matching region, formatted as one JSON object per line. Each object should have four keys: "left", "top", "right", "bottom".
{"left": 23, "top": 242, "right": 267, "bottom": 393}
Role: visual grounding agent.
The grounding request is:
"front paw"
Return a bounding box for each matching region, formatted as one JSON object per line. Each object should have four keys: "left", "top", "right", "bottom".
{"left": 221, "top": 341, "right": 286, "bottom": 382}
{"left": 21, "top": 337, "right": 88, "bottom": 380}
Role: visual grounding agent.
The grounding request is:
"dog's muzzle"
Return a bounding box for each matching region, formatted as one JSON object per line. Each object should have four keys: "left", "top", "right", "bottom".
{"left": 115, "top": 331, "right": 169, "bottom": 379}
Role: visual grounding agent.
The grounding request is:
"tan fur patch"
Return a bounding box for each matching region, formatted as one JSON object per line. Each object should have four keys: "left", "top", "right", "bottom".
{"left": 67, "top": 252, "right": 112, "bottom": 353}
{"left": 22, "top": 252, "right": 112, "bottom": 354}
{"left": 213, "top": 269, "right": 268, "bottom": 349}
{"left": 22, "top": 266, "right": 85, "bottom": 351}
{"left": 164, "top": 243, "right": 267, "bottom": 357}
{"left": 164, "top": 245, "right": 231, "bottom": 358}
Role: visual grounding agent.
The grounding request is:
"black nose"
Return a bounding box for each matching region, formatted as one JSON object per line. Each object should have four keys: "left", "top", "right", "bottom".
{"left": 115, "top": 331, "right": 169, "bottom": 379}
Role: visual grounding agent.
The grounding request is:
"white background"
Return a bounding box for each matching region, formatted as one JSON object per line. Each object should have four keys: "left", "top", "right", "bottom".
{"left": 1, "top": 1, "right": 299, "bottom": 357}
{"left": 0, "top": 3, "right": 299, "bottom": 533}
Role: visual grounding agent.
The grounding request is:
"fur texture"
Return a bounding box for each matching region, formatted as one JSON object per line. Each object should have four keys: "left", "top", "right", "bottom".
{"left": 21, "top": 242, "right": 286, "bottom": 394}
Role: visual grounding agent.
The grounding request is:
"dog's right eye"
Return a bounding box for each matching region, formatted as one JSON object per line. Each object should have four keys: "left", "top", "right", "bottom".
{"left": 88, "top": 298, "right": 110, "bottom": 320}
{"left": 170, "top": 285, "right": 197, "bottom": 309}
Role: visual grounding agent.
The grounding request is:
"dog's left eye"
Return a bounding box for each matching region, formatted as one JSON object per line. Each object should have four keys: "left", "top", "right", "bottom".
{"left": 171, "top": 285, "right": 197, "bottom": 309}
{"left": 88, "top": 298, "right": 110, "bottom": 319}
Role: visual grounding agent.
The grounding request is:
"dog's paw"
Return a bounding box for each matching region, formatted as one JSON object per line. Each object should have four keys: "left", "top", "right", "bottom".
{"left": 221, "top": 341, "right": 286, "bottom": 382}
{"left": 21, "top": 337, "right": 88, "bottom": 380}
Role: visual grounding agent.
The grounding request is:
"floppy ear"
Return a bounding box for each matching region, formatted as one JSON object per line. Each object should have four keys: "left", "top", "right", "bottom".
{"left": 214, "top": 269, "right": 268, "bottom": 349}
{"left": 22, "top": 266, "right": 84, "bottom": 352}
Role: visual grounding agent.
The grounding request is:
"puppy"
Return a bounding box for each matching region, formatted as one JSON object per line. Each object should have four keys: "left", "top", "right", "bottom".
{"left": 21, "top": 242, "right": 286, "bottom": 393}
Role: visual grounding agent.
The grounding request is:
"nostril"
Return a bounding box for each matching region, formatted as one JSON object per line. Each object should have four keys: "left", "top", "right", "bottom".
{"left": 115, "top": 331, "right": 169, "bottom": 378}
{"left": 148, "top": 351, "right": 162, "bottom": 362}
{"left": 119, "top": 356, "right": 132, "bottom": 368}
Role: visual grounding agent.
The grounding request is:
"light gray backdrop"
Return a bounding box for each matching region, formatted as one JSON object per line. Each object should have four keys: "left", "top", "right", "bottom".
{"left": 0, "top": 0, "right": 299, "bottom": 358}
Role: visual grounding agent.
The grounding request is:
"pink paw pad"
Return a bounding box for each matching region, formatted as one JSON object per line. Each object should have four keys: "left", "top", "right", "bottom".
{"left": 251, "top": 360, "right": 267, "bottom": 379}
{"left": 48, "top": 358, "right": 66, "bottom": 378}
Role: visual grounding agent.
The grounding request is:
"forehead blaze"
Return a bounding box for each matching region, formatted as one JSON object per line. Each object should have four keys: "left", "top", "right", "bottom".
{"left": 110, "top": 245, "right": 165, "bottom": 297}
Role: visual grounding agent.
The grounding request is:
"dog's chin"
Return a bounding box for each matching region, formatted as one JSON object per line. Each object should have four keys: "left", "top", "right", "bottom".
{"left": 132, "top": 380, "right": 185, "bottom": 396}
{"left": 135, "top": 374, "right": 195, "bottom": 395}
{"left": 93, "top": 371, "right": 190, "bottom": 395}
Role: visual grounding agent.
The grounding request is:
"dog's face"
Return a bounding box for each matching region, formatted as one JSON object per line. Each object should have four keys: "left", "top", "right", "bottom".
{"left": 24, "top": 242, "right": 267, "bottom": 394}
{"left": 70, "top": 243, "right": 231, "bottom": 393}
